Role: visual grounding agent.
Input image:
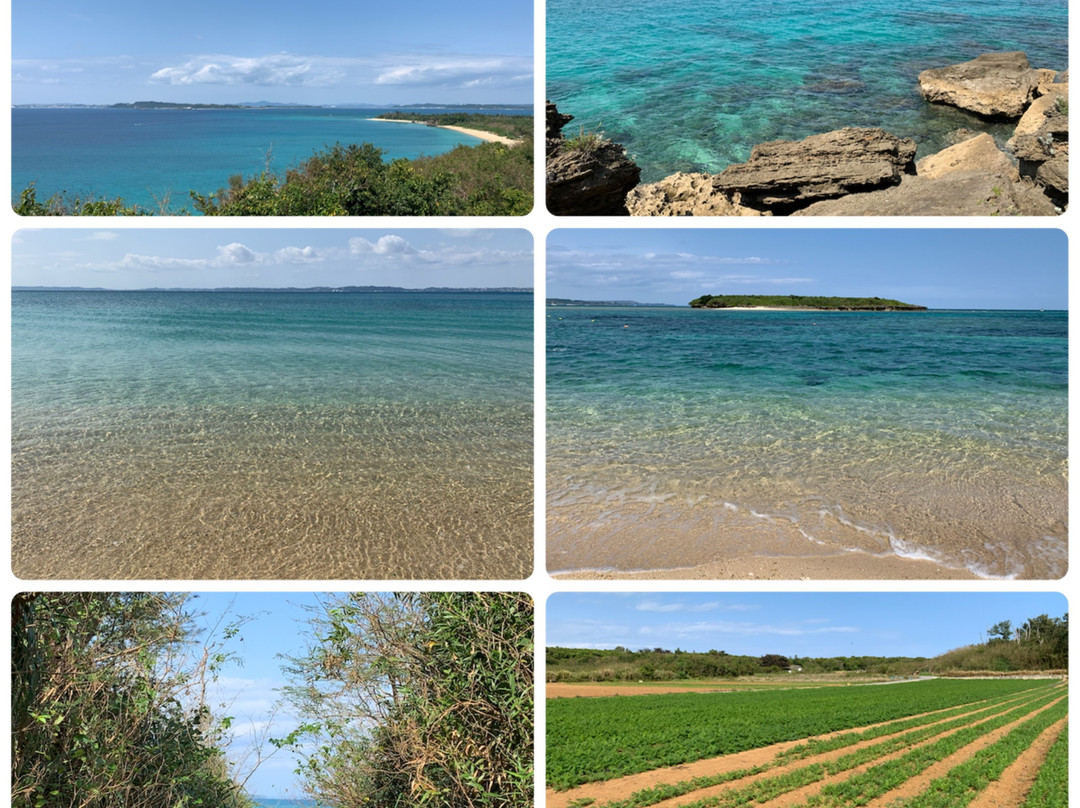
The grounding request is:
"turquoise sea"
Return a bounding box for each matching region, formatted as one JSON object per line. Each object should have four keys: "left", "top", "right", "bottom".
{"left": 547, "top": 0, "right": 1068, "bottom": 182}
{"left": 12, "top": 290, "right": 533, "bottom": 580}
{"left": 546, "top": 308, "right": 1067, "bottom": 579}
{"left": 251, "top": 799, "right": 316, "bottom": 808}
{"left": 11, "top": 106, "right": 522, "bottom": 211}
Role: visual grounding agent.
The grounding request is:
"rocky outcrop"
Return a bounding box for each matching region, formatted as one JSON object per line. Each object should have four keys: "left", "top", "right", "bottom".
{"left": 1006, "top": 77, "right": 1068, "bottom": 207}
{"left": 545, "top": 101, "right": 641, "bottom": 216}
{"left": 711, "top": 128, "right": 916, "bottom": 213}
{"left": 918, "top": 52, "right": 1040, "bottom": 119}
{"left": 626, "top": 172, "right": 764, "bottom": 216}
{"left": 792, "top": 170, "right": 1058, "bottom": 216}
{"left": 546, "top": 101, "right": 574, "bottom": 156}
{"left": 915, "top": 132, "right": 1017, "bottom": 180}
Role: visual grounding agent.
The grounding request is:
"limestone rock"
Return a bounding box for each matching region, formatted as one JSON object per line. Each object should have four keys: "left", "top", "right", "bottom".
{"left": 916, "top": 132, "right": 1017, "bottom": 181}
{"left": 626, "top": 172, "right": 765, "bottom": 216}
{"left": 918, "top": 52, "right": 1039, "bottom": 119}
{"left": 545, "top": 101, "right": 642, "bottom": 215}
{"left": 712, "top": 128, "right": 916, "bottom": 213}
{"left": 547, "top": 141, "right": 641, "bottom": 216}
{"left": 1036, "top": 156, "right": 1068, "bottom": 207}
{"left": 793, "top": 170, "right": 1059, "bottom": 216}
{"left": 546, "top": 101, "right": 574, "bottom": 157}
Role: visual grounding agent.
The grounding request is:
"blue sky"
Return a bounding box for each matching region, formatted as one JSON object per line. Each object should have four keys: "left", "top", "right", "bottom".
{"left": 13, "top": 229, "right": 533, "bottom": 289}
{"left": 13, "top": 0, "right": 532, "bottom": 105}
{"left": 548, "top": 592, "right": 1068, "bottom": 659}
{"left": 187, "top": 592, "right": 324, "bottom": 800}
{"left": 547, "top": 229, "right": 1068, "bottom": 309}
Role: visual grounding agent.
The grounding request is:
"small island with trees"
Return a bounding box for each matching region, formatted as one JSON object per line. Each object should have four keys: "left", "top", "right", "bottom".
{"left": 689, "top": 294, "right": 928, "bottom": 310}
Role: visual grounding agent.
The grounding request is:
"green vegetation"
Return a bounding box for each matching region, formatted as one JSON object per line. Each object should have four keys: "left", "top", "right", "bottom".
{"left": 550, "top": 612, "right": 1067, "bottom": 681}
{"left": 901, "top": 702, "right": 1066, "bottom": 808}
{"left": 11, "top": 593, "right": 252, "bottom": 808}
{"left": 1024, "top": 724, "right": 1068, "bottom": 807}
{"left": 936, "top": 613, "right": 1068, "bottom": 672}
{"left": 562, "top": 127, "right": 608, "bottom": 154}
{"left": 280, "top": 592, "right": 533, "bottom": 808}
{"left": 14, "top": 184, "right": 153, "bottom": 216}
{"left": 562, "top": 684, "right": 1064, "bottom": 808}
{"left": 15, "top": 119, "right": 533, "bottom": 216}
{"left": 689, "top": 294, "right": 927, "bottom": 310}
{"left": 547, "top": 645, "right": 924, "bottom": 681}
{"left": 546, "top": 679, "right": 1048, "bottom": 789}
{"left": 376, "top": 112, "right": 533, "bottom": 141}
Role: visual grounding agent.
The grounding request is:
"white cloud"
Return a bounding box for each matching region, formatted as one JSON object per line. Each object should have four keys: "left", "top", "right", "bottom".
{"left": 275, "top": 245, "right": 326, "bottom": 263}
{"left": 350, "top": 235, "right": 416, "bottom": 256}
{"left": 150, "top": 53, "right": 346, "bottom": 87}
{"left": 218, "top": 243, "right": 257, "bottom": 264}
{"left": 374, "top": 56, "right": 532, "bottom": 88}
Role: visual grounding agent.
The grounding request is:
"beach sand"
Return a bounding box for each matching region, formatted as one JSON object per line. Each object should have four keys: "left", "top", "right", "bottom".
{"left": 367, "top": 118, "right": 521, "bottom": 145}
{"left": 546, "top": 498, "right": 1005, "bottom": 580}
{"left": 551, "top": 554, "right": 981, "bottom": 581}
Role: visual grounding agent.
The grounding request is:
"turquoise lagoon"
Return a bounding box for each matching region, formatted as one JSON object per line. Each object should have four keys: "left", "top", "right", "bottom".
{"left": 546, "top": 308, "right": 1067, "bottom": 579}
{"left": 547, "top": 0, "right": 1068, "bottom": 181}
{"left": 12, "top": 290, "right": 533, "bottom": 579}
{"left": 12, "top": 107, "right": 522, "bottom": 211}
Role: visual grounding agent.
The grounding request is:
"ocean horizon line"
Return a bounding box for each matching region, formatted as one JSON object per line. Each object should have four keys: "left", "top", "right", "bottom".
{"left": 14, "top": 285, "right": 534, "bottom": 293}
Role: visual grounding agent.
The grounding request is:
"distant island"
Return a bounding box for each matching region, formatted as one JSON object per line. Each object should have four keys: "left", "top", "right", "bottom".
{"left": 689, "top": 294, "right": 927, "bottom": 311}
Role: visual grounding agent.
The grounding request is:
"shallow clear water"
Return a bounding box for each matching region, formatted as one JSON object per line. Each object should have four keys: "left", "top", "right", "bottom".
{"left": 547, "top": 0, "right": 1068, "bottom": 181}
{"left": 547, "top": 308, "right": 1067, "bottom": 578}
{"left": 11, "top": 107, "right": 519, "bottom": 211}
{"left": 13, "top": 291, "right": 533, "bottom": 580}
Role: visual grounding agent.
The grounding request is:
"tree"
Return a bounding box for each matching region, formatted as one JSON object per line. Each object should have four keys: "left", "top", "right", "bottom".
{"left": 759, "top": 654, "right": 791, "bottom": 671}
{"left": 281, "top": 592, "right": 533, "bottom": 808}
{"left": 11, "top": 592, "right": 251, "bottom": 808}
{"left": 987, "top": 620, "right": 1013, "bottom": 642}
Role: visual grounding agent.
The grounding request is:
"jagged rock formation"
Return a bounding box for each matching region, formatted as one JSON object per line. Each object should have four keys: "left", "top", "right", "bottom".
{"left": 1007, "top": 78, "right": 1069, "bottom": 207}
{"left": 625, "top": 172, "right": 764, "bottom": 216}
{"left": 711, "top": 128, "right": 917, "bottom": 213}
{"left": 545, "top": 101, "right": 641, "bottom": 215}
{"left": 918, "top": 52, "right": 1040, "bottom": 119}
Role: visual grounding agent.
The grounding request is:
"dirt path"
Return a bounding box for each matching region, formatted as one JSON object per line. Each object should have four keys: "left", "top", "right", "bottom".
{"left": 965, "top": 718, "right": 1067, "bottom": 808}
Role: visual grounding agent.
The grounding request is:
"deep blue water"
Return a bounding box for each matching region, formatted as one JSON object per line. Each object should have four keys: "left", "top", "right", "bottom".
{"left": 12, "top": 291, "right": 533, "bottom": 579}
{"left": 547, "top": 308, "right": 1067, "bottom": 578}
{"left": 12, "top": 106, "right": 524, "bottom": 211}
{"left": 547, "top": 0, "right": 1068, "bottom": 181}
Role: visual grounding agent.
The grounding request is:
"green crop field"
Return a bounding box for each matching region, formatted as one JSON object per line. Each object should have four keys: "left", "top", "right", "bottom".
{"left": 547, "top": 678, "right": 1067, "bottom": 808}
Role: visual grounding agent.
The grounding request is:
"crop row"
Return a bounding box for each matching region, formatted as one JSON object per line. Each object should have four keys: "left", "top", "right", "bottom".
{"left": 1022, "top": 723, "right": 1068, "bottom": 807}
{"left": 580, "top": 685, "right": 1060, "bottom": 808}
{"left": 547, "top": 678, "right": 1055, "bottom": 789}
{"left": 585, "top": 686, "right": 1064, "bottom": 808}
{"left": 598, "top": 691, "right": 1065, "bottom": 808}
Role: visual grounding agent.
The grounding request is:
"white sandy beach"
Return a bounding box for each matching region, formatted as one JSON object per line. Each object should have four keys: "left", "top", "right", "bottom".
{"left": 367, "top": 117, "right": 520, "bottom": 145}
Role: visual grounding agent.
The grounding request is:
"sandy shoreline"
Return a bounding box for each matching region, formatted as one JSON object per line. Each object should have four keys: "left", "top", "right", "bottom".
{"left": 367, "top": 117, "right": 521, "bottom": 145}
{"left": 551, "top": 553, "right": 982, "bottom": 581}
